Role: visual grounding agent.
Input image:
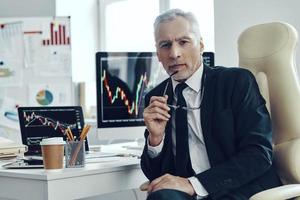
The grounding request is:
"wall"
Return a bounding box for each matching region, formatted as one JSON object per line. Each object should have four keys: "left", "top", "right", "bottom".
{"left": 0, "top": 0, "right": 55, "bottom": 16}
{"left": 214, "top": 0, "right": 300, "bottom": 78}
{"left": 55, "top": 0, "right": 98, "bottom": 82}
{"left": 55, "top": 0, "right": 145, "bottom": 142}
{"left": 0, "top": 0, "right": 65, "bottom": 143}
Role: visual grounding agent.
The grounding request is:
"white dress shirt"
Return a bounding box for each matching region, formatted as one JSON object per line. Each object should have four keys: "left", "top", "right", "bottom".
{"left": 147, "top": 65, "right": 211, "bottom": 199}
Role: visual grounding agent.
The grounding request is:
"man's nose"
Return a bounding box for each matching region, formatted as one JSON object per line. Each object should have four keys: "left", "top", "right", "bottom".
{"left": 169, "top": 44, "right": 181, "bottom": 59}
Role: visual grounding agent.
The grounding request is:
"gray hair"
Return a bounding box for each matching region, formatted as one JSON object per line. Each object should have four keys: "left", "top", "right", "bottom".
{"left": 154, "top": 9, "right": 201, "bottom": 42}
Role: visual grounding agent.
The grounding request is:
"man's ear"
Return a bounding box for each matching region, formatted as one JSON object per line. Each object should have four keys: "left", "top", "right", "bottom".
{"left": 199, "top": 38, "right": 204, "bottom": 55}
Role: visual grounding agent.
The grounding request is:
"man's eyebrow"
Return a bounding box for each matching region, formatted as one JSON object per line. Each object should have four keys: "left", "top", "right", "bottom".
{"left": 175, "top": 36, "right": 193, "bottom": 41}
{"left": 157, "top": 36, "right": 193, "bottom": 46}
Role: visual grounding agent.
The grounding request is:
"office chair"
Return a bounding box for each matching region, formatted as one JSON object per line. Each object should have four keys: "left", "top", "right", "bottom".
{"left": 238, "top": 22, "right": 300, "bottom": 200}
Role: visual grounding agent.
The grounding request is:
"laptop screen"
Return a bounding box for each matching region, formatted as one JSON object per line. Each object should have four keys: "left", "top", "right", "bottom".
{"left": 18, "top": 106, "right": 89, "bottom": 155}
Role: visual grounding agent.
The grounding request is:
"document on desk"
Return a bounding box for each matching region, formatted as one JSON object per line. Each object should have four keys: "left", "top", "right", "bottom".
{"left": 0, "top": 137, "right": 27, "bottom": 158}
{"left": 85, "top": 151, "right": 118, "bottom": 159}
{"left": 85, "top": 152, "right": 140, "bottom": 163}
{"left": 85, "top": 156, "right": 121, "bottom": 163}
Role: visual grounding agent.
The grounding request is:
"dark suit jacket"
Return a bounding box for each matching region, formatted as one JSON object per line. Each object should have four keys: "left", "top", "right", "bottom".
{"left": 141, "top": 66, "right": 282, "bottom": 199}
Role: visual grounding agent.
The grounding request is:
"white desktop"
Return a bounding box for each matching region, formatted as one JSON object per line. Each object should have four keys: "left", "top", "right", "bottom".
{"left": 0, "top": 156, "right": 146, "bottom": 200}
{"left": 0, "top": 121, "right": 147, "bottom": 200}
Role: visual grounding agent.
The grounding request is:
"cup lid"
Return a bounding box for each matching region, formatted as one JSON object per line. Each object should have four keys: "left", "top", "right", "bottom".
{"left": 40, "top": 137, "right": 66, "bottom": 145}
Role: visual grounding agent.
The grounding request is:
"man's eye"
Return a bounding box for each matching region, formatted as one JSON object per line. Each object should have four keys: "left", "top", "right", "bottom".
{"left": 160, "top": 43, "right": 171, "bottom": 49}
{"left": 179, "top": 40, "right": 188, "bottom": 45}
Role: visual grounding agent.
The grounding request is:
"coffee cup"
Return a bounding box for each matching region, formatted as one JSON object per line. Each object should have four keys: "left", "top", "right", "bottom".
{"left": 40, "top": 137, "right": 65, "bottom": 170}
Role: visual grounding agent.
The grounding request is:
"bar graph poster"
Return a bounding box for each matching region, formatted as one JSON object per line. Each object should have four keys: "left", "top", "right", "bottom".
{"left": 23, "top": 17, "right": 72, "bottom": 76}
{"left": 0, "top": 21, "right": 24, "bottom": 87}
{"left": 28, "top": 83, "right": 72, "bottom": 106}
{"left": 0, "top": 17, "right": 71, "bottom": 77}
{"left": 42, "top": 21, "right": 70, "bottom": 46}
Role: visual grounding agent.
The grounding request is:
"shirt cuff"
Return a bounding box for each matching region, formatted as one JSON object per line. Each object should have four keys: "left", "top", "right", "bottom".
{"left": 188, "top": 177, "right": 208, "bottom": 199}
{"left": 147, "top": 134, "right": 165, "bottom": 158}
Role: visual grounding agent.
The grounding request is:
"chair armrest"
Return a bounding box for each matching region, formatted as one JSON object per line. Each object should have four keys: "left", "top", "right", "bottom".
{"left": 250, "top": 184, "right": 300, "bottom": 200}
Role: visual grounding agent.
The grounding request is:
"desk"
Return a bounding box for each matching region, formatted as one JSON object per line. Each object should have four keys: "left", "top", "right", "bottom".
{"left": 0, "top": 157, "right": 146, "bottom": 200}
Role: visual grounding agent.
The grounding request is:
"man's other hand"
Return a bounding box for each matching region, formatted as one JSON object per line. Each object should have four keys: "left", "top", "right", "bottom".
{"left": 147, "top": 173, "right": 195, "bottom": 196}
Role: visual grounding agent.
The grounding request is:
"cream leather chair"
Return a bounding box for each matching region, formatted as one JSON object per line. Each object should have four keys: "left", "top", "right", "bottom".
{"left": 238, "top": 22, "right": 300, "bottom": 200}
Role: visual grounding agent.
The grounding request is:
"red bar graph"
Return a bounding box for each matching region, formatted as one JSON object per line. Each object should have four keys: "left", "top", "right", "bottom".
{"left": 51, "top": 22, "right": 53, "bottom": 44}
{"left": 59, "top": 25, "right": 62, "bottom": 44}
{"left": 43, "top": 22, "right": 70, "bottom": 46}
{"left": 63, "top": 26, "right": 66, "bottom": 45}
{"left": 55, "top": 30, "right": 58, "bottom": 45}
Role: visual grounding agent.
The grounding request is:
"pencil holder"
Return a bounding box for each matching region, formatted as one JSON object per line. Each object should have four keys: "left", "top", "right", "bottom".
{"left": 65, "top": 140, "right": 85, "bottom": 168}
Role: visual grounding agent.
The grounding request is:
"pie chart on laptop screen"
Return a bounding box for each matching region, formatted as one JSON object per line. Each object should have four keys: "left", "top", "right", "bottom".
{"left": 36, "top": 89, "right": 54, "bottom": 105}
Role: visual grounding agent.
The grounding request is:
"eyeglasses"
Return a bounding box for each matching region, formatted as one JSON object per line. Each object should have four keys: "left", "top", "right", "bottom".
{"left": 167, "top": 104, "right": 201, "bottom": 111}
{"left": 162, "top": 72, "right": 206, "bottom": 111}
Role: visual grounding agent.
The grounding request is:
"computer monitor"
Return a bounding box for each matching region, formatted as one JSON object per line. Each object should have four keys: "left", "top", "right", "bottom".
{"left": 95, "top": 51, "right": 214, "bottom": 128}
{"left": 18, "top": 106, "right": 89, "bottom": 155}
{"left": 96, "top": 52, "right": 167, "bottom": 129}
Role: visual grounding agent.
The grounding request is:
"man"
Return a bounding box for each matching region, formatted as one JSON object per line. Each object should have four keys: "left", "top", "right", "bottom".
{"left": 141, "top": 9, "right": 282, "bottom": 200}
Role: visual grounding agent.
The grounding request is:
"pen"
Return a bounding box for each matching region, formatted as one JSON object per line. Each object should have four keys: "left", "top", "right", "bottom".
{"left": 163, "top": 71, "right": 178, "bottom": 96}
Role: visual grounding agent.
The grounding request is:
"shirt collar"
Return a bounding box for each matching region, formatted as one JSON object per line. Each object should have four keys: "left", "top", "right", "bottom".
{"left": 171, "top": 64, "right": 203, "bottom": 93}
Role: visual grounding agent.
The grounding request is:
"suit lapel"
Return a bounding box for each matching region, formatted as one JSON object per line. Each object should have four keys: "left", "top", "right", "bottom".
{"left": 165, "top": 80, "right": 174, "bottom": 138}
{"left": 201, "top": 66, "right": 217, "bottom": 164}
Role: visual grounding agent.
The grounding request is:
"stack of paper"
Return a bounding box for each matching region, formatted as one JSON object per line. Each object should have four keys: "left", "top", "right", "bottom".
{"left": 0, "top": 137, "right": 27, "bottom": 158}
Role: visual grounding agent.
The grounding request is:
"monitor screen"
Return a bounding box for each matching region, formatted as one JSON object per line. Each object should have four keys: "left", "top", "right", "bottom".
{"left": 18, "top": 106, "right": 88, "bottom": 155}
{"left": 95, "top": 52, "right": 214, "bottom": 129}
{"left": 96, "top": 52, "right": 167, "bottom": 128}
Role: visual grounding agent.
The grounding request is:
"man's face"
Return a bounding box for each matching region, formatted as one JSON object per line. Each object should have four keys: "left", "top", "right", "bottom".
{"left": 155, "top": 16, "right": 204, "bottom": 82}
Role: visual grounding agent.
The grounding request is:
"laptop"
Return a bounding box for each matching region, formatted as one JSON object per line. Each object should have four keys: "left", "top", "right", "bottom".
{"left": 3, "top": 106, "right": 88, "bottom": 169}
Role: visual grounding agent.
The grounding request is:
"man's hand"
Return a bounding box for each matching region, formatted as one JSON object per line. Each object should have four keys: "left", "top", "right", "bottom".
{"left": 143, "top": 95, "right": 170, "bottom": 146}
{"left": 147, "top": 174, "right": 195, "bottom": 196}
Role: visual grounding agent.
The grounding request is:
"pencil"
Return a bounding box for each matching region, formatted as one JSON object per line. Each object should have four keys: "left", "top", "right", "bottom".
{"left": 65, "top": 129, "right": 72, "bottom": 141}
{"left": 80, "top": 124, "right": 91, "bottom": 141}
{"left": 67, "top": 127, "right": 74, "bottom": 140}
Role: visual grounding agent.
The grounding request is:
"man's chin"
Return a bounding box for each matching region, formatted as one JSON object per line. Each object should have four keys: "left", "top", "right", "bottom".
{"left": 173, "top": 74, "right": 187, "bottom": 82}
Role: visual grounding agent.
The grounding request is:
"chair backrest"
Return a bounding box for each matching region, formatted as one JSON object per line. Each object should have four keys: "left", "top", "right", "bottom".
{"left": 238, "top": 22, "right": 300, "bottom": 184}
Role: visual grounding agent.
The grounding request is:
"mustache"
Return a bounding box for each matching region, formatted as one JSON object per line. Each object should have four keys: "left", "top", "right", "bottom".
{"left": 168, "top": 63, "right": 185, "bottom": 67}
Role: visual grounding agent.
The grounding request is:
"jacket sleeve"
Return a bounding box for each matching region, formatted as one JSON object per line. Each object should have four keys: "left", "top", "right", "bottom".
{"left": 140, "top": 128, "right": 166, "bottom": 181}
{"left": 140, "top": 89, "right": 176, "bottom": 181}
{"left": 140, "top": 93, "right": 165, "bottom": 181}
